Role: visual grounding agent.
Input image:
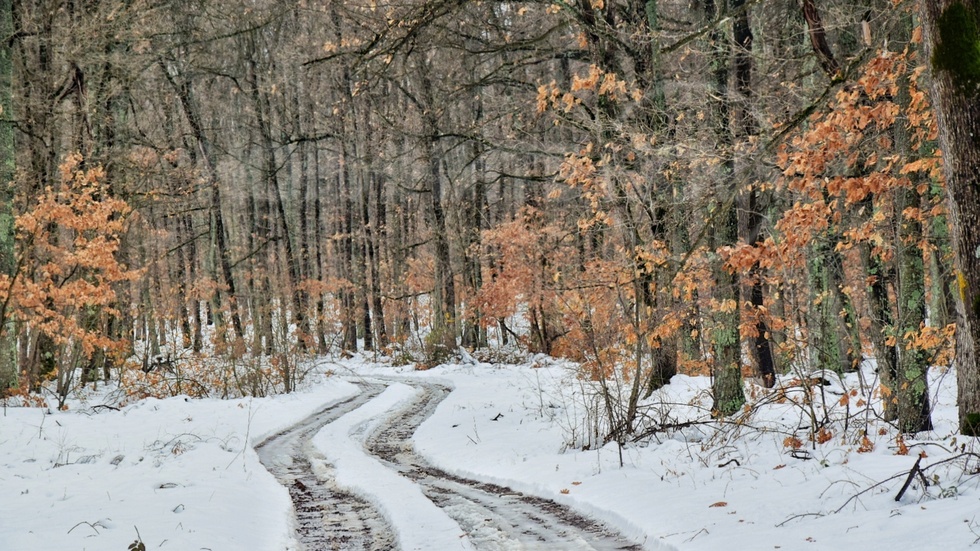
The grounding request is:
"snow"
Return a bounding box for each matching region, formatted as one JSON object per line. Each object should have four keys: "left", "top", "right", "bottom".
{"left": 0, "top": 376, "right": 358, "bottom": 550}
{"left": 2, "top": 357, "right": 979, "bottom": 550}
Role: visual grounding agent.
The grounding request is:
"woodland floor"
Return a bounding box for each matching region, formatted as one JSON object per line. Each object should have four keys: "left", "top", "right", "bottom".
{"left": 1, "top": 355, "right": 979, "bottom": 550}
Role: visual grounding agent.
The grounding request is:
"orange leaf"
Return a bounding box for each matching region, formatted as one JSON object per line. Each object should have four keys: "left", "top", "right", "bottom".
{"left": 783, "top": 436, "right": 803, "bottom": 450}
{"left": 894, "top": 434, "right": 909, "bottom": 456}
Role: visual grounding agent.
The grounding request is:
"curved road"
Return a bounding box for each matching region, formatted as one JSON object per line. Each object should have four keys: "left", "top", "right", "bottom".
{"left": 255, "top": 387, "right": 396, "bottom": 550}
{"left": 258, "top": 378, "right": 647, "bottom": 550}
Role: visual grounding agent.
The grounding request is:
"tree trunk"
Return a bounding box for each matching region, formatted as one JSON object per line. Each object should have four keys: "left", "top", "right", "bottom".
{"left": 296, "top": 84, "right": 312, "bottom": 348}
{"left": 922, "top": 0, "right": 980, "bottom": 436}
{"left": 419, "top": 71, "right": 457, "bottom": 359}
{"left": 358, "top": 165, "right": 373, "bottom": 351}
{"left": 339, "top": 146, "right": 358, "bottom": 352}
{"left": 810, "top": 234, "right": 862, "bottom": 374}
{"left": 313, "top": 133, "right": 329, "bottom": 354}
{"left": 892, "top": 24, "right": 932, "bottom": 432}
{"left": 0, "top": 0, "right": 15, "bottom": 390}
{"left": 866, "top": 247, "right": 899, "bottom": 421}
{"left": 245, "top": 36, "right": 306, "bottom": 351}
{"left": 369, "top": 171, "right": 388, "bottom": 349}
{"left": 708, "top": 0, "right": 745, "bottom": 417}
{"left": 163, "top": 62, "right": 244, "bottom": 343}
{"left": 0, "top": 0, "right": 11, "bottom": 278}
{"left": 895, "top": 183, "right": 933, "bottom": 432}
{"left": 732, "top": 0, "right": 777, "bottom": 388}
{"left": 921, "top": 0, "right": 980, "bottom": 435}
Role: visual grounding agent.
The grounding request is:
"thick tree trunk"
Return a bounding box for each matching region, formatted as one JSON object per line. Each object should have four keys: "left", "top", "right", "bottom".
{"left": 708, "top": 0, "right": 745, "bottom": 417}
{"left": 866, "top": 247, "right": 899, "bottom": 418}
{"left": 0, "top": 0, "right": 15, "bottom": 390}
{"left": 0, "top": 0, "right": 12, "bottom": 277}
{"left": 358, "top": 166, "right": 373, "bottom": 351}
{"left": 892, "top": 33, "right": 932, "bottom": 432}
{"left": 732, "top": 0, "right": 777, "bottom": 387}
{"left": 296, "top": 87, "right": 312, "bottom": 347}
{"left": 895, "top": 184, "right": 933, "bottom": 432}
{"left": 313, "top": 136, "right": 329, "bottom": 354}
{"left": 184, "top": 214, "right": 203, "bottom": 353}
{"left": 921, "top": 0, "right": 980, "bottom": 435}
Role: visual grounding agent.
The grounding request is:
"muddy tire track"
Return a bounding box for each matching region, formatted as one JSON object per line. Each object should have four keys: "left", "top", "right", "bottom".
{"left": 256, "top": 387, "right": 396, "bottom": 550}
{"left": 366, "top": 381, "right": 646, "bottom": 551}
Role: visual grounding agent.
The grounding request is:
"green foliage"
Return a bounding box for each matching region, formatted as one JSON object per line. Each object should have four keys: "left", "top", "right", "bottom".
{"left": 933, "top": 2, "right": 980, "bottom": 94}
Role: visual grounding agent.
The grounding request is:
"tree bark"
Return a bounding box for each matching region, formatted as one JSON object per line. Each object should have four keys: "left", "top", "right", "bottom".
{"left": 921, "top": 0, "right": 980, "bottom": 435}
{"left": 339, "top": 145, "right": 358, "bottom": 352}
{"left": 0, "top": 0, "right": 15, "bottom": 390}
{"left": 801, "top": 0, "right": 841, "bottom": 79}
{"left": 732, "top": 0, "right": 777, "bottom": 388}
{"left": 419, "top": 70, "right": 457, "bottom": 359}
{"left": 368, "top": 171, "right": 388, "bottom": 348}
{"left": 707, "top": 0, "right": 745, "bottom": 417}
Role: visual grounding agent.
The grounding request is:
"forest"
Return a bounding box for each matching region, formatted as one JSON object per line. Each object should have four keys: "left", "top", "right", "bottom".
{"left": 1, "top": 0, "right": 980, "bottom": 447}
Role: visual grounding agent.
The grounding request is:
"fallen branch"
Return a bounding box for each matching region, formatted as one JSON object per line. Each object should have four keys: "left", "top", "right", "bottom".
{"left": 894, "top": 455, "right": 925, "bottom": 501}
{"left": 836, "top": 452, "right": 980, "bottom": 513}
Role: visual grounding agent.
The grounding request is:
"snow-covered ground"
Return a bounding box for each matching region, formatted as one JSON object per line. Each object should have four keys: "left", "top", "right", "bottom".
{"left": 2, "top": 356, "right": 978, "bottom": 550}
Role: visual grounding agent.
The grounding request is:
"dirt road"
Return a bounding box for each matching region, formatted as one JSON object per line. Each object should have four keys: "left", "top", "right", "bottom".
{"left": 258, "top": 379, "right": 646, "bottom": 550}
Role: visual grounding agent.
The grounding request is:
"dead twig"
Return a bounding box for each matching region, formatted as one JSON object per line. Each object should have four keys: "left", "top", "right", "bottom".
{"left": 68, "top": 520, "right": 104, "bottom": 535}
{"left": 894, "top": 455, "right": 925, "bottom": 501}
{"left": 777, "top": 512, "right": 825, "bottom": 527}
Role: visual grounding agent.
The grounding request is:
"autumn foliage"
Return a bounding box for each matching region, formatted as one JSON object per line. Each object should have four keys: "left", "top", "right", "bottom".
{"left": 0, "top": 155, "right": 139, "bottom": 402}
{"left": 473, "top": 33, "right": 954, "bottom": 443}
{"left": 1, "top": 0, "right": 965, "bottom": 449}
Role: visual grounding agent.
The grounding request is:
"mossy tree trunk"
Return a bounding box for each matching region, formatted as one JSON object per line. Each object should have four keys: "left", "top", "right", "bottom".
{"left": 809, "top": 231, "right": 862, "bottom": 374}
{"left": 706, "top": 0, "right": 745, "bottom": 417}
{"left": 893, "top": 19, "right": 933, "bottom": 433}
{"left": 922, "top": 0, "right": 980, "bottom": 435}
{"left": 895, "top": 183, "right": 933, "bottom": 432}
{"left": 0, "top": 0, "right": 15, "bottom": 392}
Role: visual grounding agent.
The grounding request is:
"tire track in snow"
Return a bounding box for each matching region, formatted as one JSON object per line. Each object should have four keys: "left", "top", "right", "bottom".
{"left": 365, "top": 380, "right": 647, "bottom": 551}
{"left": 256, "top": 387, "right": 396, "bottom": 550}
